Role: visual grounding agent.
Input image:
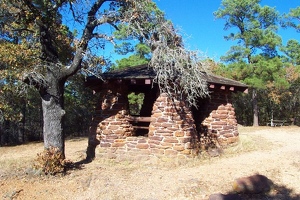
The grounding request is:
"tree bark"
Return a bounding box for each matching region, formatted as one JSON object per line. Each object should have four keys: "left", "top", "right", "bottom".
{"left": 252, "top": 89, "right": 259, "bottom": 126}
{"left": 41, "top": 81, "right": 66, "bottom": 157}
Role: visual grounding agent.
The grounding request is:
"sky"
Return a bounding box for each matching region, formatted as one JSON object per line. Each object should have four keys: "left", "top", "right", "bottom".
{"left": 153, "top": 0, "right": 300, "bottom": 62}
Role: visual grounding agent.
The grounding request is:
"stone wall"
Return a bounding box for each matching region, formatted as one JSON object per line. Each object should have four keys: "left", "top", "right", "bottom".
{"left": 96, "top": 93, "right": 197, "bottom": 158}
{"left": 89, "top": 83, "right": 240, "bottom": 158}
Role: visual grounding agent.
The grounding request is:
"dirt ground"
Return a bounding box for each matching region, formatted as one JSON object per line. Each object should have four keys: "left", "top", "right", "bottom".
{"left": 1, "top": 126, "right": 300, "bottom": 200}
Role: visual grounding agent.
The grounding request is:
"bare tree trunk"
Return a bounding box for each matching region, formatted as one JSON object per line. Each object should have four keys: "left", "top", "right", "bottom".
{"left": 41, "top": 84, "right": 66, "bottom": 157}
{"left": 252, "top": 89, "right": 259, "bottom": 126}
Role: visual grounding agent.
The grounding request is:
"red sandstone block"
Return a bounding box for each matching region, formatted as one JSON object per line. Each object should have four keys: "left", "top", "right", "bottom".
{"left": 126, "top": 137, "right": 138, "bottom": 141}
{"left": 102, "top": 130, "right": 112, "bottom": 135}
{"left": 161, "top": 123, "right": 173, "bottom": 128}
{"left": 108, "top": 125, "right": 119, "bottom": 130}
{"left": 159, "top": 143, "right": 173, "bottom": 148}
{"left": 212, "top": 121, "right": 227, "bottom": 125}
{"left": 168, "top": 127, "right": 180, "bottom": 132}
{"left": 136, "top": 143, "right": 149, "bottom": 149}
{"left": 223, "top": 125, "right": 234, "bottom": 130}
{"left": 211, "top": 125, "right": 223, "bottom": 129}
{"left": 218, "top": 105, "right": 226, "bottom": 110}
{"left": 159, "top": 132, "right": 175, "bottom": 137}
{"left": 137, "top": 139, "right": 147, "bottom": 143}
{"left": 111, "top": 142, "right": 125, "bottom": 147}
{"left": 115, "top": 139, "right": 126, "bottom": 143}
{"left": 165, "top": 149, "right": 178, "bottom": 156}
{"left": 165, "top": 107, "right": 176, "bottom": 112}
{"left": 102, "top": 139, "right": 115, "bottom": 143}
{"left": 149, "top": 143, "right": 158, "bottom": 148}
{"left": 106, "top": 135, "right": 119, "bottom": 139}
{"left": 175, "top": 131, "right": 184, "bottom": 137}
{"left": 155, "top": 129, "right": 172, "bottom": 133}
{"left": 229, "top": 111, "right": 235, "bottom": 115}
{"left": 157, "top": 117, "right": 169, "bottom": 123}
{"left": 148, "top": 140, "right": 161, "bottom": 145}
{"left": 100, "top": 143, "right": 111, "bottom": 147}
{"left": 228, "top": 119, "right": 237, "bottom": 124}
{"left": 217, "top": 110, "right": 229, "bottom": 115}
{"left": 163, "top": 139, "right": 178, "bottom": 143}
{"left": 99, "top": 124, "right": 106, "bottom": 130}
{"left": 173, "top": 145, "right": 185, "bottom": 151}
{"left": 178, "top": 137, "right": 191, "bottom": 143}
{"left": 233, "top": 131, "right": 239, "bottom": 136}
{"left": 151, "top": 123, "right": 165, "bottom": 128}
{"left": 228, "top": 115, "right": 236, "bottom": 119}
{"left": 160, "top": 142, "right": 173, "bottom": 148}
{"left": 114, "top": 130, "right": 127, "bottom": 135}
{"left": 218, "top": 114, "right": 229, "bottom": 119}
{"left": 100, "top": 121, "right": 109, "bottom": 125}
{"left": 110, "top": 121, "right": 122, "bottom": 125}
{"left": 149, "top": 136, "right": 163, "bottom": 141}
{"left": 211, "top": 114, "right": 220, "bottom": 119}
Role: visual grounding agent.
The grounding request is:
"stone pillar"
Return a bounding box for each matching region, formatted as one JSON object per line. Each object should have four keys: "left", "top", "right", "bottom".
{"left": 87, "top": 81, "right": 133, "bottom": 159}
{"left": 202, "top": 103, "right": 239, "bottom": 146}
{"left": 148, "top": 93, "right": 197, "bottom": 156}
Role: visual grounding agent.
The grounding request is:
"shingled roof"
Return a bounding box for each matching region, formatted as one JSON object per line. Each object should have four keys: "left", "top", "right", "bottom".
{"left": 89, "top": 64, "right": 247, "bottom": 89}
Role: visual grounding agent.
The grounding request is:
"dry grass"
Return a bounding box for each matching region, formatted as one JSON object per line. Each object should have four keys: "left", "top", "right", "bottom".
{"left": 1, "top": 126, "right": 300, "bottom": 200}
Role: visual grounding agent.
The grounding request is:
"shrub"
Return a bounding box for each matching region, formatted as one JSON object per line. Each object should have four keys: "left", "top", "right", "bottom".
{"left": 34, "top": 147, "right": 68, "bottom": 175}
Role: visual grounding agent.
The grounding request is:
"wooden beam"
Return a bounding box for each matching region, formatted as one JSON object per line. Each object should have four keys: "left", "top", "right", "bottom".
{"left": 132, "top": 126, "right": 149, "bottom": 129}
{"left": 127, "top": 116, "right": 152, "bottom": 123}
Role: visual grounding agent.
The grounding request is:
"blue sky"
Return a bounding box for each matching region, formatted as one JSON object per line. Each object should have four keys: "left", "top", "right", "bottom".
{"left": 154, "top": 0, "right": 300, "bottom": 62}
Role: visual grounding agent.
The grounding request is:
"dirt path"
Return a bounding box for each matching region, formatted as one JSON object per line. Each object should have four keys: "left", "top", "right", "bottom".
{"left": 1, "top": 126, "right": 300, "bottom": 200}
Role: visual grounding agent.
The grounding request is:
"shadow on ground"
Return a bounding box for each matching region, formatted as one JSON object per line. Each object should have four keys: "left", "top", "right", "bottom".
{"left": 210, "top": 184, "right": 300, "bottom": 200}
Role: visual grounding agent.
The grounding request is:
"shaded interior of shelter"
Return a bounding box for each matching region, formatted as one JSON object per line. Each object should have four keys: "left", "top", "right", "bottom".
{"left": 126, "top": 80, "right": 159, "bottom": 137}
{"left": 86, "top": 64, "right": 248, "bottom": 151}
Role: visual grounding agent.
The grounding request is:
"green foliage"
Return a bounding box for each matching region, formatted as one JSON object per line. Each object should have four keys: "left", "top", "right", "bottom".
{"left": 282, "top": 6, "right": 300, "bottom": 32}
{"left": 112, "top": 55, "right": 149, "bottom": 70}
{"left": 111, "top": 43, "right": 150, "bottom": 70}
{"left": 281, "top": 39, "right": 300, "bottom": 65}
{"left": 64, "top": 74, "right": 98, "bottom": 136}
{"left": 127, "top": 92, "right": 144, "bottom": 115}
{"left": 214, "top": 0, "right": 285, "bottom": 126}
{"left": 34, "top": 147, "right": 70, "bottom": 175}
{"left": 214, "top": 0, "right": 281, "bottom": 65}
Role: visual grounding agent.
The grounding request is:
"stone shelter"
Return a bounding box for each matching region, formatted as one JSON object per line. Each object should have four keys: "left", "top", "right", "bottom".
{"left": 85, "top": 64, "right": 248, "bottom": 158}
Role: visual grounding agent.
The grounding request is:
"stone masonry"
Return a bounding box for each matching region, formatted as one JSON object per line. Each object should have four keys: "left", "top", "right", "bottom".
{"left": 89, "top": 83, "right": 240, "bottom": 158}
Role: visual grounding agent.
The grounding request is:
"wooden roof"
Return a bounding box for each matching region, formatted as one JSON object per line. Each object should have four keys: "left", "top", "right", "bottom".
{"left": 86, "top": 64, "right": 248, "bottom": 91}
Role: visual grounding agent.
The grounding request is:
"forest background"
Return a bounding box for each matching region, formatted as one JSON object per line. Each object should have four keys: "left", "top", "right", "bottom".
{"left": 0, "top": 0, "right": 299, "bottom": 146}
